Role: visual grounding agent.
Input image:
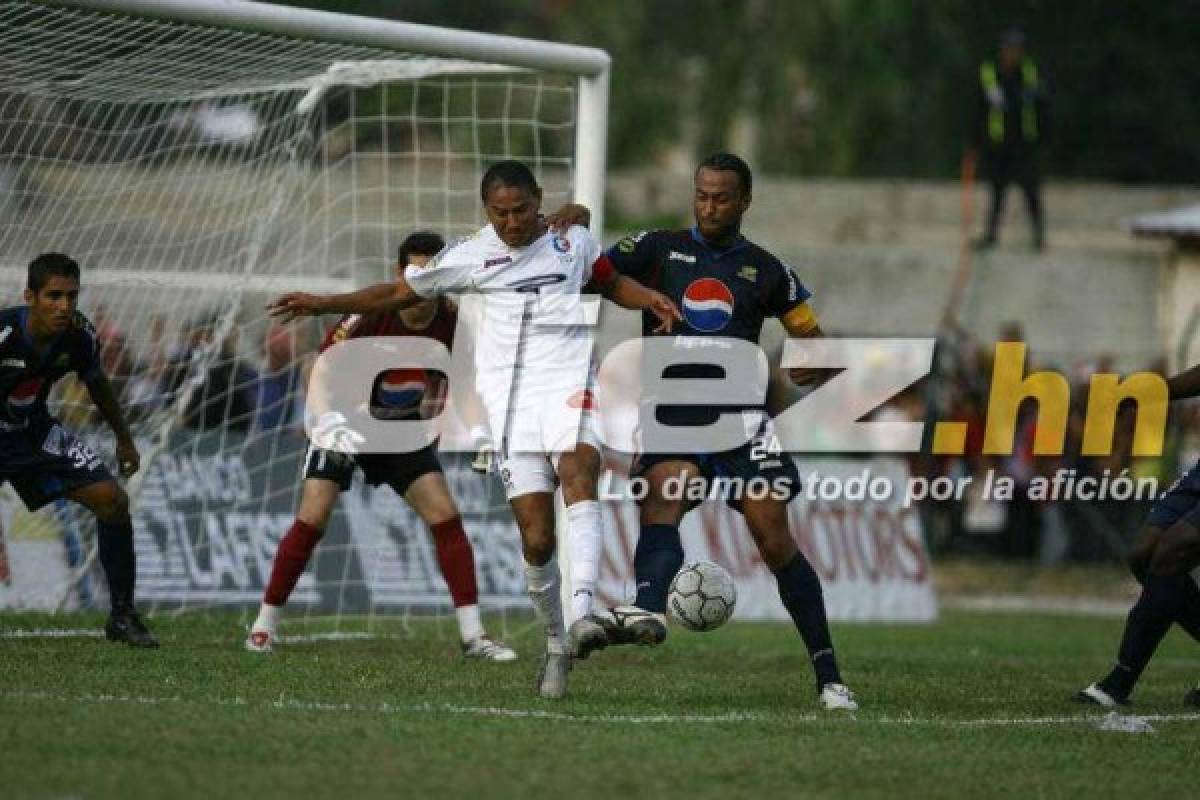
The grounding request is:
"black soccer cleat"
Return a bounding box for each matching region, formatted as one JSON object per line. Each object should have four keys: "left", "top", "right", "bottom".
{"left": 567, "top": 615, "right": 609, "bottom": 660}
{"left": 105, "top": 610, "right": 160, "bottom": 649}
{"left": 1073, "top": 683, "right": 1128, "bottom": 708}
{"left": 597, "top": 605, "right": 668, "bottom": 647}
{"left": 1184, "top": 685, "right": 1200, "bottom": 708}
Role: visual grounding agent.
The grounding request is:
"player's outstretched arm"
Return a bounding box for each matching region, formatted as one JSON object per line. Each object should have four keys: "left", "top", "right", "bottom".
{"left": 595, "top": 272, "right": 682, "bottom": 333}
{"left": 85, "top": 372, "right": 139, "bottom": 477}
{"left": 267, "top": 276, "right": 422, "bottom": 323}
{"left": 1167, "top": 363, "right": 1200, "bottom": 401}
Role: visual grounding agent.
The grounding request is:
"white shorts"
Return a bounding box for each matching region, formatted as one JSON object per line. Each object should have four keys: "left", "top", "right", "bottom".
{"left": 486, "top": 379, "right": 603, "bottom": 499}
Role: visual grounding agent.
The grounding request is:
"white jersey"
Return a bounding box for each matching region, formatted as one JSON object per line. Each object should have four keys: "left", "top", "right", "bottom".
{"left": 404, "top": 223, "right": 603, "bottom": 405}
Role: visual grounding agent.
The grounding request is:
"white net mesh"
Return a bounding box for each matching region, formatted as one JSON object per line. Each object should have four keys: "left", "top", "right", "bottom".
{"left": 0, "top": 0, "right": 580, "bottom": 637}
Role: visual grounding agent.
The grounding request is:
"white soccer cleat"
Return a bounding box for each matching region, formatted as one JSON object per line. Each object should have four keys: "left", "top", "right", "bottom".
{"left": 536, "top": 652, "right": 571, "bottom": 699}
{"left": 1075, "top": 683, "right": 1127, "bottom": 708}
{"left": 244, "top": 627, "right": 275, "bottom": 653}
{"left": 462, "top": 635, "right": 518, "bottom": 662}
{"left": 819, "top": 682, "right": 858, "bottom": 711}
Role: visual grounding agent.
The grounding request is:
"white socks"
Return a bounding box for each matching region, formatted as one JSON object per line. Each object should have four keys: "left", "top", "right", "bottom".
{"left": 525, "top": 556, "right": 567, "bottom": 655}
{"left": 565, "top": 500, "right": 603, "bottom": 621}
{"left": 253, "top": 603, "right": 282, "bottom": 632}
{"left": 456, "top": 604, "right": 485, "bottom": 644}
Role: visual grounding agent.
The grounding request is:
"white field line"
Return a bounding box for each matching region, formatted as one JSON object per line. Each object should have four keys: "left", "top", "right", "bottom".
{"left": 0, "top": 629, "right": 399, "bottom": 643}
{"left": 4, "top": 689, "right": 1200, "bottom": 729}
{"left": 0, "top": 628, "right": 104, "bottom": 639}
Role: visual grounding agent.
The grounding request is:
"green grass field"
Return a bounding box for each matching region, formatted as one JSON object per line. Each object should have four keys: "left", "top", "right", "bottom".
{"left": 1, "top": 610, "right": 1196, "bottom": 799}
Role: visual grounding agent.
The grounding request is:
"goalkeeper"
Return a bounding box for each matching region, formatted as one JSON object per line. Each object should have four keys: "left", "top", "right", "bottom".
{"left": 246, "top": 232, "right": 516, "bottom": 662}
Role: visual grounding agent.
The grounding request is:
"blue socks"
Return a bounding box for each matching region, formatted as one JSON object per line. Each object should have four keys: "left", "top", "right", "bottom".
{"left": 774, "top": 552, "right": 842, "bottom": 689}
{"left": 97, "top": 518, "right": 136, "bottom": 613}
{"left": 633, "top": 523, "right": 684, "bottom": 613}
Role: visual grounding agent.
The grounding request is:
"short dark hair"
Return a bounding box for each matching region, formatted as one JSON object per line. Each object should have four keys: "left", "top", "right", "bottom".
{"left": 480, "top": 160, "right": 540, "bottom": 203}
{"left": 696, "top": 152, "right": 753, "bottom": 197}
{"left": 397, "top": 231, "right": 445, "bottom": 265}
{"left": 27, "top": 252, "right": 80, "bottom": 292}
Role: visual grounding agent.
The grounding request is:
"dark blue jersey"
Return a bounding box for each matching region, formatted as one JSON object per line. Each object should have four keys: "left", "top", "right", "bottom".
{"left": 606, "top": 228, "right": 813, "bottom": 428}
{"left": 0, "top": 306, "right": 101, "bottom": 432}
{"left": 605, "top": 227, "right": 812, "bottom": 342}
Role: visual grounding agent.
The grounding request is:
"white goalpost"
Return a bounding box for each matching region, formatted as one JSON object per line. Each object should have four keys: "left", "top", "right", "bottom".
{"left": 0, "top": 0, "right": 610, "bottom": 635}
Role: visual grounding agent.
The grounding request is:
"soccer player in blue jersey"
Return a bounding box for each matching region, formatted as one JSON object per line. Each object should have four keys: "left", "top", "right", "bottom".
{"left": 1077, "top": 362, "right": 1200, "bottom": 707}
{"left": 594, "top": 153, "right": 856, "bottom": 710}
{"left": 0, "top": 253, "right": 156, "bottom": 646}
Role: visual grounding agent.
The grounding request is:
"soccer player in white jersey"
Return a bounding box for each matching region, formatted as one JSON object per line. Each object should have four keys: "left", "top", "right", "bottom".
{"left": 269, "top": 161, "right": 680, "bottom": 698}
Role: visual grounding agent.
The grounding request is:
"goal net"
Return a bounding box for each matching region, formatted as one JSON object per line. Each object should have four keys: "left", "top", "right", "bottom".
{"left": 0, "top": 0, "right": 609, "bottom": 638}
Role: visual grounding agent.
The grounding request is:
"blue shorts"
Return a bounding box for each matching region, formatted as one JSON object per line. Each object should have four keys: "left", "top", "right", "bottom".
{"left": 0, "top": 419, "right": 113, "bottom": 510}
{"left": 633, "top": 419, "right": 800, "bottom": 512}
{"left": 1146, "top": 460, "right": 1200, "bottom": 530}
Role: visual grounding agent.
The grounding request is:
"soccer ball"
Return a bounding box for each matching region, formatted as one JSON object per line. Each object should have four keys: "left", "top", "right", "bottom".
{"left": 667, "top": 560, "right": 737, "bottom": 632}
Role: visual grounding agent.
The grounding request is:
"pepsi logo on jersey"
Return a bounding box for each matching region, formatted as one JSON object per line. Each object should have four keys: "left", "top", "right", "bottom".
{"left": 376, "top": 370, "right": 425, "bottom": 409}
{"left": 8, "top": 377, "right": 44, "bottom": 415}
{"left": 681, "top": 278, "right": 735, "bottom": 332}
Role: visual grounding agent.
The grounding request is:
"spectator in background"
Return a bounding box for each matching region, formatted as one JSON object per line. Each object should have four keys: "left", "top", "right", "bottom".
{"left": 254, "top": 322, "right": 304, "bottom": 433}
{"left": 123, "top": 315, "right": 172, "bottom": 421}
{"left": 180, "top": 314, "right": 257, "bottom": 432}
{"left": 969, "top": 27, "right": 1048, "bottom": 252}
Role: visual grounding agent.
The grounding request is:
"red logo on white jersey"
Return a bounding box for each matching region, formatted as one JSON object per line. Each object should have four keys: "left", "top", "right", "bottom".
{"left": 568, "top": 389, "right": 596, "bottom": 410}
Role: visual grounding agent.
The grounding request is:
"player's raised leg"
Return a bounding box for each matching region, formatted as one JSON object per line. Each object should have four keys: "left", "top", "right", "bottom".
{"left": 556, "top": 442, "right": 608, "bottom": 659}
{"left": 509, "top": 489, "right": 570, "bottom": 698}
{"left": 402, "top": 470, "right": 516, "bottom": 661}
{"left": 741, "top": 494, "right": 855, "bottom": 710}
{"left": 247, "top": 471, "right": 340, "bottom": 652}
{"left": 67, "top": 479, "right": 158, "bottom": 648}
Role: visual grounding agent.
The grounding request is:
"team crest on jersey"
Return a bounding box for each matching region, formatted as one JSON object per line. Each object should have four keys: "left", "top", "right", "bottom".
{"left": 552, "top": 236, "right": 571, "bottom": 254}
{"left": 738, "top": 266, "right": 758, "bottom": 282}
{"left": 681, "top": 278, "right": 735, "bottom": 332}
{"left": 567, "top": 389, "right": 596, "bottom": 410}
{"left": 616, "top": 231, "right": 648, "bottom": 254}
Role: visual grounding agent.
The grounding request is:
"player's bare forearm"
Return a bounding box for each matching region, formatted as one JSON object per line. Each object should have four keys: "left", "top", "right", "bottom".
{"left": 268, "top": 280, "right": 420, "bottom": 322}
{"left": 1167, "top": 363, "right": 1200, "bottom": 401}
{"left": 784, "top": 321, "right": 828, "bottom": 387}
{"left": 599, "top": 275, "right": 682, "bottom": 333}
{"left": 86, "top": 373, "right": 140, "bottom": 476}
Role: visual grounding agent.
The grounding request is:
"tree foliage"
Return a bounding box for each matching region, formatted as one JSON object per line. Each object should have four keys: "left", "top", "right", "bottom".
{"left": 282, "top": 0, "right": 1200, "bottom": 183}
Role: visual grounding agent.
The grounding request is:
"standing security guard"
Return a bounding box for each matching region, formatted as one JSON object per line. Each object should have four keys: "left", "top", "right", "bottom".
{"left": 970, "top": 28, "right": 1048, "bottom": 251}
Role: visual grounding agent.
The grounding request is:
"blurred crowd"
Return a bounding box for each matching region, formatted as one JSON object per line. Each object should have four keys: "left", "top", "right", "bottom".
{"left": 57, "top": 306, "right": 312, "bottom": 438}
{"left": 903, "top": 321, "right": 1200, "bottom": 564}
